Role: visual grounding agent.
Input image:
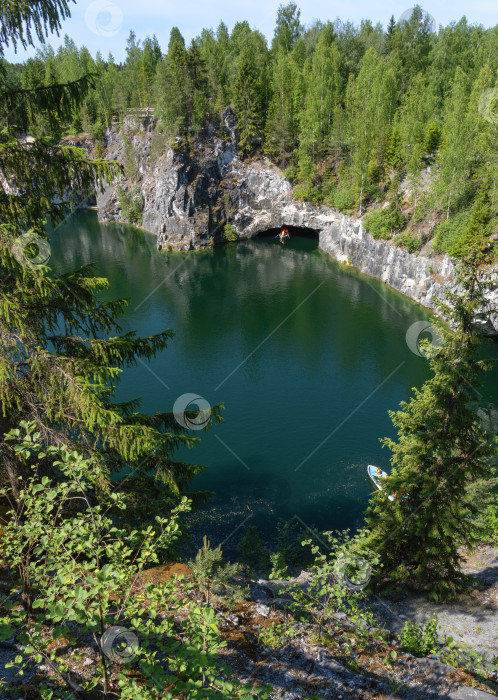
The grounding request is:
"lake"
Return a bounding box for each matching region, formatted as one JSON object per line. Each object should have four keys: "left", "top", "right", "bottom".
{"left": 48, "top": 211, "right": 498, "bottom": 552}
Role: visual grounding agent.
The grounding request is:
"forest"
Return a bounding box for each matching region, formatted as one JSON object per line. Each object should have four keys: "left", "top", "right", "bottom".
{"left": 1, "top": 3, "right": 497, "bottom": 258}
{"left": 1, "top": 2, "right": 498, "bottom": 697}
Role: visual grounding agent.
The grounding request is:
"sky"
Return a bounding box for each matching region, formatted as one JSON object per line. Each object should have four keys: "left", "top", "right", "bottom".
{"left": 3, "top": 0, "right": 497, "bottom": 63}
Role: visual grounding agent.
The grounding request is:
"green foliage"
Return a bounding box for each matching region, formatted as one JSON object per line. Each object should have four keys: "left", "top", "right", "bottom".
{"left": 2, "top": 3, "right": 497, "bottom": 260}
{"left": 122, "top": 134, "right": 140, "bottom": 179}
{"left": 238, "top": 526, "right": 269, "bottom": 574}
{"left": 0, "top": 0, "right": 222, "bottom": 513}
{"left": 0, "top": 425, "right": 269, "bottom": 699}
{"left": 440, "top": 635, "right": 498, "bottom": 677}
{"left": 283, "top": 165, "right": 298, "bottom": 183}
{"left": 432, "top": 210, "right": 471, "bottom": 255}
{"left": 189, "top": 536, "right": 242, "bottom": 605}
{"left": 222, "top": 222, "right": 238, "bottom": 242}
{"left": 452, "top": 173, "right": 496, "bottom": 259}
{"left": 482, "top": 495, "right": 498, "bottom": 544}
{"left": 269, "top": 551, "right": 289, "bottom": 579}
{"left": 285, "top": 530, "right": 379, "bottom": 642}
{"left": 257, "top": 620, "right": 294, "bottom": 649}
{"left": 272, "top": 3, "right": 303, "bottom": 54}
{"left": 327, "top": 186, "right": 355, "bottom": 213}
{"left": 116, "top": 184, "right": 144, "bottom": 225}
{"left": 233, "top": 48, "right": 263, "bottom": 155}
{"left": 425, "top": 121, "right": 442, "bottom": 154}
{"left": 394, "top": 230, "right": 422, "bottom": 253}
{"left": 433, "top": 173, "right": 496, "bottom": 259}
{"left": 274, "top": 517, "right": 315, "bottom": 570}
{"left": 362, "top": 208, "right": 392, "bottom": 239}
{"left": 364, "top": 255, "right": 498, "bottom": 599}
{"left": 399, "top": 614, "right": 439, "bottom": 657}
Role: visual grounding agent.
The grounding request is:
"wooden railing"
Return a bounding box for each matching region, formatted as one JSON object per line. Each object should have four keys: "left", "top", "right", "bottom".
{"left": 111, "top": 107, "right": 155, "bottom": 124}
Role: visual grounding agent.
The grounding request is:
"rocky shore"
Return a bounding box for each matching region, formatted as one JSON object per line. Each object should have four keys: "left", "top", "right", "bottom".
{"left": 94, "top": 111, "right": 498, "bottom": 334}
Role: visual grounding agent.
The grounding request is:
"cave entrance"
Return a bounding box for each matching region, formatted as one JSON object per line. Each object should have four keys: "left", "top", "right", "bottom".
{"left": 256, "top": 225, "right": 320, "bottom": 245}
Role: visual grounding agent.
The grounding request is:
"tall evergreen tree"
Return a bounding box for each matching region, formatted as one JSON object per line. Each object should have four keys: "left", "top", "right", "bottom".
{"left": 454, "top": 173, "right": 496, "bottom": 257}
{"left": 265, "top": 48, "right": 297, "bottom": 166}
{"left": 154, "top": 29, "right": 189, "bottom": 134}
{"left": 365, "top": 253, "right": 497, "bottom": 599}
{"left": 233, "top": 48, "right": 260, "bottom": 154}
{"left": 0, "top": 0, "right": 221, "bottom": 512}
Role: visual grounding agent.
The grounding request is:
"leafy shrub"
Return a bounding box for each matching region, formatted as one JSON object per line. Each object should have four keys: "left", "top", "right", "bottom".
{"left": 222, "top": 223, "right": 237, "bottom": 242}
{"left": 362, "top": 208, "right": 392, "bottom": 239}
{"left": 274, "top": 518, "right": 316, "bottom": 570}
{"left": 432, "top": 210, "right": 471, "bottom": 255}
{"left": 148, "top": 131, "right": 168, "bottom": 168}
{"left": 122, "top": 134, "right": 139, "bottom": 179}
{"left": 293, "top": 183, "right": 323, "bottom": 204}
{"left": 363, "top": 200, "right": 407, "bottom": 240}
{"left": 285, "top": 530, "right": 379, "bottom": 643}
{"left": 284, "top": 165, "right": 298, "bottom": 183}
{"left": 399, "top": 614, "right": 439, "bottom": 657}
{"left": 394, "top": 231, "right": 422, "bottom": 253}
{"left": 0, "top": 423, "right": 268, "bottom": 699}
{"left": 238, "top": 526, "right": 269, "bottom": 574}
{"left": 188, "top": 536, "right": 242, "bottom": 605}
{"left": 88, "top": 118, "right": 105, "bottom": 141}
{"left": 482, "top": 495, "right": 498, "bottom": 544}
{"left": 257, "top": 621, "right": 294, "bottom": 649}
{"left": 327, "top": 186, "right": 354, "bottom": 213}
{"left": 269, "top": 551, "right": 289, "bottom": 580}
{"left": 441, "top": 636, "right": 497, "bottom": 677}
{"left": 116, "top": 184, "right": 144, "bottom": 225}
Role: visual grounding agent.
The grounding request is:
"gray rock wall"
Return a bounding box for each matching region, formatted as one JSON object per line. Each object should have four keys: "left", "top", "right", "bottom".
{"left": 96, "top": 114, "right": 497, "bottom": 332}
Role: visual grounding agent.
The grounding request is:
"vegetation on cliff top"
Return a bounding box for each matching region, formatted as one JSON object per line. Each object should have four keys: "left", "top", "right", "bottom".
{"left": 0, "top": 1, "right": 497, "bottom": 697}
{"left": 2, "top": 3, "right": 497, "bottom": 257}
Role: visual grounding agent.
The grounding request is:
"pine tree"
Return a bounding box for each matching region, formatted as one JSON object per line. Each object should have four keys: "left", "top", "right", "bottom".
{"left": 154, "top": 29, "right": 189, "bottom": 135}
{"left": 364, "top": 253, "right": 497, "bottom": 599}
{"left": 0, "top": 1, "right": 222, "bottom": 511}
{"left": 383, "top": 16, "right": 397, "bottom": 55}
{"left": 264, "top": 48, "right": 297, "bottom": 166}
{"left": 453, "top": 174, "right": 496, "bottom": 258}
{"left": 233, "top": 48, "right": 260, "bottom": 155}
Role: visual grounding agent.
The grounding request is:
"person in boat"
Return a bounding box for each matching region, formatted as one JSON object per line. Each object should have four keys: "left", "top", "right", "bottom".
{"left": 375, "top": 467, "right": 383, "bottom": 478}
{"left": 277, "top": 229, "right": 290, "bottom": 244}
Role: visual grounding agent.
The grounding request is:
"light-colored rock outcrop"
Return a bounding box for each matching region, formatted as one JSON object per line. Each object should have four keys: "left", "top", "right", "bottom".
{"left": 96, "top": 111, "right": 497, "bottom": 333}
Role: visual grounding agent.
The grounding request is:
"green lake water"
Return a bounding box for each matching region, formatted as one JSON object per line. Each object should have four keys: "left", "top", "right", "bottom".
{"left": 48, "top": 211, "right": 498, "bottom": 549}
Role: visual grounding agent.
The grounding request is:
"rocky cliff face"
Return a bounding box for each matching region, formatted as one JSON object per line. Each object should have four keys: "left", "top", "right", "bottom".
{"left": 96, "top": 111, "right": 498, "bottom": 333}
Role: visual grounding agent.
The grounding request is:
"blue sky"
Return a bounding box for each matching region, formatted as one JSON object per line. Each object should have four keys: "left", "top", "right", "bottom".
{"left": 3, "top": 0, "right": 497, "bottom": 63}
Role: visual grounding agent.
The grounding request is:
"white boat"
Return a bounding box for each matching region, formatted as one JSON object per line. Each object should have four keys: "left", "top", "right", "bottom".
{"left": 367, "top": 465, "right": 395, "bottom": 501}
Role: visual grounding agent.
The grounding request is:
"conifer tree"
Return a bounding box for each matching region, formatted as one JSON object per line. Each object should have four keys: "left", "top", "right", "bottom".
{"left": 233, "top": 48, "right": 260, "bottom": 154}
{"left": 0, "top": 0, "right": 221, "bottom": 510}
{"left": 265, "top": 48, "right": 297, "bottom": 166}
{"left": 364, "top": 252, "right": 497, "bottom": 599}
{"left": 154, "top": 29, "right": 189, "bottom": 134}
{"left": 453, "top": 174, "right": 496, "bottom": 258}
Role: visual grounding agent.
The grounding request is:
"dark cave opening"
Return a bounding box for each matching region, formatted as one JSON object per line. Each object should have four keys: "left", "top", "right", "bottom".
{"left": 256, "top": 225, "right": 320, "bottom": 241}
